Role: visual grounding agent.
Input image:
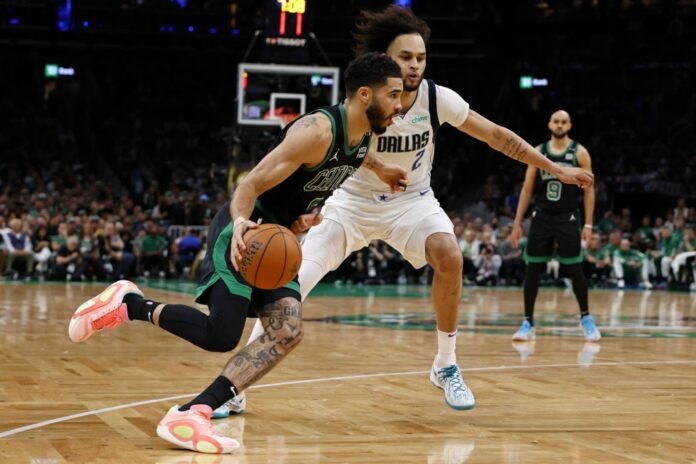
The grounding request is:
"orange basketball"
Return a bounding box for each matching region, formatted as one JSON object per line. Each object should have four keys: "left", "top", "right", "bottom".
{"left": 239, "top": 223, "right": 302, "bottom": 289}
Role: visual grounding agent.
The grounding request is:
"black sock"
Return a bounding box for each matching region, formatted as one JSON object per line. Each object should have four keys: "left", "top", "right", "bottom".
{"left": 523, "top": 263, "right": 546, "bottom": 326}
{"left": 565, "top": 264, "right": 590, "bottom": 318}
{"left": 180, "top": 376, "right": 238, "bottom": 412}
{"left": 124, "top": 293, "right": 159, "bottom": 323}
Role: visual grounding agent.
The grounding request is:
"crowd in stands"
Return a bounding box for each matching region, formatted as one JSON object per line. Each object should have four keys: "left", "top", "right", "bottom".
{"left": 1, "top": 158, "right": 694, "bottom": 293}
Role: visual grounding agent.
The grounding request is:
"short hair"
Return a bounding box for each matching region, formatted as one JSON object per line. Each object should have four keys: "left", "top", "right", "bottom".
{"left": 344, "top": 52, "right": 401, "bottom": 96}
{"left": 353, "top": 5, "right": 431, "bottom": 56}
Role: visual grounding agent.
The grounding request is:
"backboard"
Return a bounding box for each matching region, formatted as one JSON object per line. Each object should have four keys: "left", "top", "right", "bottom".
{"left": 237, "top": 63, "right": 340, "bottom": 127}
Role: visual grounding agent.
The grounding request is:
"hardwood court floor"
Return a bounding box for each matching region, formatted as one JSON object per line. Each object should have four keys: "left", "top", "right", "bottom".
{"left": 0, "top": 281, "right": 695, "bottom": 463}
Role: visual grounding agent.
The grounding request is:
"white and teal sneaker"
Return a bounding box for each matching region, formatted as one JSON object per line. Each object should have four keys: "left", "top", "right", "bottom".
{"left": 512, "top": 320, "right": 535, "bottom": 341}
{"left": 580, "top": 315, "right": 601, "bottom": 342}
{"left": 212, "top": 393, "right": 246, "bottom": 419}
{"left": 430, "top": 364, "right": 475, "bottom": 410}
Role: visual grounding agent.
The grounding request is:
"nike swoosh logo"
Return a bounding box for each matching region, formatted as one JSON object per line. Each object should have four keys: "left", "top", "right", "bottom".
{"left": 419, "top": 189, "right": 430, "bottom": 196}
{"left": 447, "top": 332, "right": 458, "bottom": 338}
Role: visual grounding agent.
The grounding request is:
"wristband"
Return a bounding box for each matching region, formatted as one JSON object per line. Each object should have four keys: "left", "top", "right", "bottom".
{"left": 583, "top": 224, "right": 593, "bottom": 230}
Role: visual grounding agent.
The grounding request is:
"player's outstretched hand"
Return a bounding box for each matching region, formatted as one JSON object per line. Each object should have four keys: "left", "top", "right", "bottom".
{"left": 291, "top": 208, "right": 323, "bottom": 235}
{"left": 376, "top": 163, "right": 409, "bottom": 193}
{"left": 230, "top": 218, "right": 260, "bottom": 271}
{"left": 557, "top": 167, "right": 594, "bottom": 189}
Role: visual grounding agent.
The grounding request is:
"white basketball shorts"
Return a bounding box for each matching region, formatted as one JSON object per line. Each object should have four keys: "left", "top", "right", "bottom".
{"left": 302, "top": 187, "right": 454, "bottom": 274}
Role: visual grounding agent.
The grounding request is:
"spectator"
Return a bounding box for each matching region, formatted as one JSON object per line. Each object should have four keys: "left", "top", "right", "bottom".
{"left": 475, "top": 242, "right": 501, "bottom": 286}
{"left": 54, "top": 236, "right": 82, "bottom": 280}
{"left": 459, "top": 229, "right": 480, "bottom": 282}
{"left": 670, "top": 227, "right": 696, "bottom": 288}
{"left": 173, "top": 227, "right": 202, "bottom": 277}
{"left": 674, "top": 197, "right": 691, "bottom": 220}
{"left": 76, "top": 221, "right": 108, "bottom": 280}
{"left": 637, "top": 215, "right": 656, "bottom": 248}
{"left": 2, "top": 218, "right": 34, "bottom": 278}
{"left": 613, "top": 238, "right": 652, "bottom": 289}
{"left": 140, "top": 221, "right": 169, "bottom": 277}
{"left": 583, "top": 233, "right": 612, "bottom": 284}
{"left": 99, "top": 221, "right": 135, "bottom": 279}
{"left": 32, "top": 225, "right": 53, "bottom": 277}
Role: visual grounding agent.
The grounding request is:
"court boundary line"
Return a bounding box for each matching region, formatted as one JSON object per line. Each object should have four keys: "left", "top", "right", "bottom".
{"left": 1, "top": 359, "right": 695, "bottom": 439}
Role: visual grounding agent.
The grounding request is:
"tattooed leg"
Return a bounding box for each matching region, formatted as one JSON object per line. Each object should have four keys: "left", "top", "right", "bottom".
{"left": 219, "top": 297, "right": 303, "bottom": 392}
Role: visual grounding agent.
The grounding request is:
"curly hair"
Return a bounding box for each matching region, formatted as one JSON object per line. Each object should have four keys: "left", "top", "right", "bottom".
{"left": 353, "top": 5, "right": 431, "bottom": 57}
{"left": 344, "top": 52, "right": 402, "bottom": 96}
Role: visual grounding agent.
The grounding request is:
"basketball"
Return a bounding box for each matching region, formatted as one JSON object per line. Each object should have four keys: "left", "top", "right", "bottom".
{"left": 238, "top": 223, "right": 302, "bottom": 289}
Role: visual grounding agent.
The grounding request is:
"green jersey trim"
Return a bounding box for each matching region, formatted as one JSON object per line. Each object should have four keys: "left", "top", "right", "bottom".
{"left": 303, "top": 108, "right": 338, "bottom": 173}
{"left": 204, "top": 223, "right": 252, "bottom": 300}
{"left": 339, "top": 103, "right": 369, "bottom": 156}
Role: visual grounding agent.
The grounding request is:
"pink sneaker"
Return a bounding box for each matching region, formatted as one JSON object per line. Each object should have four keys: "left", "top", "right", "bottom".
{"left": 157, "top": 405, "right": 241, "bottom": 454}
{"left": 68, "top": 280, "right": 143, "bottom": 343}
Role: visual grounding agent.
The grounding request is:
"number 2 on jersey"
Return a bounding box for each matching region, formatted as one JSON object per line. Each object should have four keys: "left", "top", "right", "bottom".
{"left": 412, "top": 148, "right": 425, "bottom": 171}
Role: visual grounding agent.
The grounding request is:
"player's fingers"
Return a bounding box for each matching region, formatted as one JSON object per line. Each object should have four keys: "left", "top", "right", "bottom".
{"left": 298, "top": 220, "right": 310, "bottom": 232}
{"left": 231, "top": 247, "right": 241, "bottom": 271}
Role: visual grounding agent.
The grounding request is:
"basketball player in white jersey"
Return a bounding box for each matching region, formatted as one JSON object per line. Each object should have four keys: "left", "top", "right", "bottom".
{"left": 215, "top": 5, "right": 593, "bottom": 416}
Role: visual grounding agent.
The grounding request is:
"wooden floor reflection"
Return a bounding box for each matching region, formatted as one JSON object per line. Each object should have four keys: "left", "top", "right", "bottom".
{"left": 1, "top": 282, "right": 695, "bottom": 463}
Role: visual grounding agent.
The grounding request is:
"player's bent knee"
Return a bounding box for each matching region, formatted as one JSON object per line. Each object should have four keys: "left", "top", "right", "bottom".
{"left": 430, "top": 245, "right": 463, "bottom": 274}
{"left": 426, "top": 234, "right": 463, "bottom": 272}
{"left": 267, "top": 304, "right": 304, "bottom": 352}
{"left": 205, "top": 324, "right": 243, "bottom": 352}
{"left": 273, "top": 315, "right": 304, "bottom": 348}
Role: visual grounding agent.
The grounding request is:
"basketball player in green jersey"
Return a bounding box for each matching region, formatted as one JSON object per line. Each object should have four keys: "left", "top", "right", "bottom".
{"left": 511, "top": 110, "right": 601, "bottom": 342}
{"left": 67, "top": 53, "right": 406, "bottom": 454}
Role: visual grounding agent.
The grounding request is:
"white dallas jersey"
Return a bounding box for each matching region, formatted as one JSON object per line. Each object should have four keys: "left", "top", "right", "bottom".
{"left": 339, "top": 78, "right": 470, "bottom": 198}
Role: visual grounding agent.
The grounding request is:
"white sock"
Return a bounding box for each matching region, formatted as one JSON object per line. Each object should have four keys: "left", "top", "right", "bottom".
{"left": 299, "top": 259, "right": 327, "bottom": 301}
{"left": 434, "top": 329, "right": 458, "bottom": 368}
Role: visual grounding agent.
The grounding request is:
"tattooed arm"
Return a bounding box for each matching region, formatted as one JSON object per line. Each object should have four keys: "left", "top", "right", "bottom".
{"left": 362, "top": 154, "right": 408, "bottom": 193}
{"left": 457, "top": 110, "right": 593, "bottom": 188}
{"left": 230, "top": 114, "right": 332, "bottom": 269}
{"left": 231, "top": 114, "right": 331, "bottom": 223}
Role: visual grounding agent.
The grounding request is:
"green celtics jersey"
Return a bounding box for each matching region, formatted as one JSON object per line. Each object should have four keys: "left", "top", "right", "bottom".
{"left": 534, "top": 140, "right": 582, "bottom": 214}
{"left": 255, "top": 103, "right": 371, "bottom": 228}
{"left": 584, "top": 247, "right": 609, "bottom": 261}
